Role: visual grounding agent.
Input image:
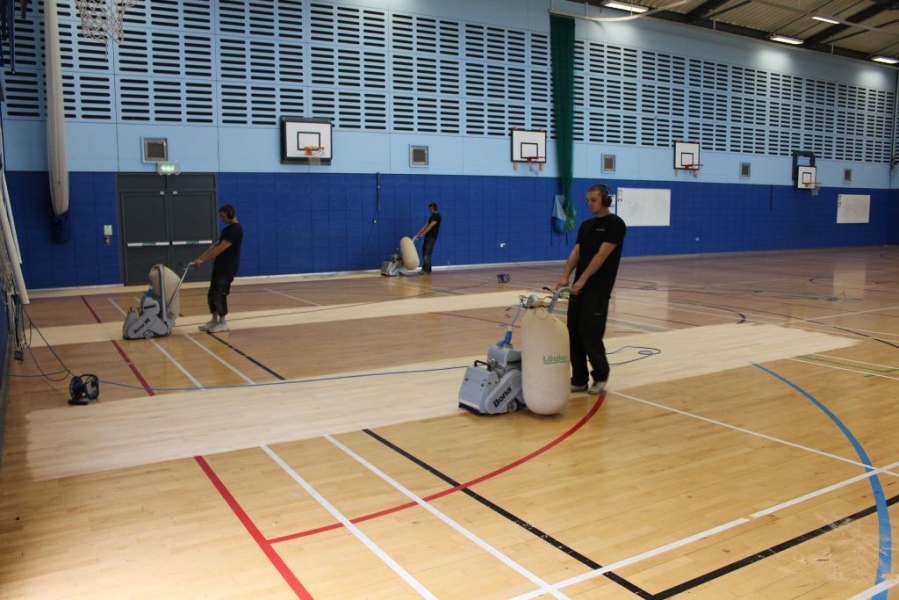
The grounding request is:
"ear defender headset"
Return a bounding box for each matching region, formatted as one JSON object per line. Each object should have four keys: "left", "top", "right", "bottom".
{"left": 599, "top": 186, "right": 613, "bottom": 207}
{"left": 68, "top": 374, "right": 100, "bottom": 405}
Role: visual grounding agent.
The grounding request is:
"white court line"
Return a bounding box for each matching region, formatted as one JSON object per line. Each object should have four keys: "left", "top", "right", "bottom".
{"left": 262, "top": 288, "right": 323, "bottom": 306}
{"left": 262, "top": 444, "right": 439, "bottom": 600}
{"left": 750, "top": 458, "right": 899, "bottom": 518}
{"left": 618, "top": 295, "right": 748, "bottom": 322}
{"left": 149, "top": 337, "right": 204, "bottom": 389}
{"left": 109, "top": 296, "right": 210, "bottom": 389}
{"left": 107, "top": 297, "right": 128, "bottom": 316}
{"left": 848, "top": 577, "right": 899, "bottom": 600}
{"left": 620, "top": 290, "right": 899, "bottom": 332}
{"left": 608, "top": 316, "right": 670, "bottom": 333}
{"left": 808, "top": 304, "right": 899, "bottom": 322}
{"left": 506, "top": 391, "right": 899, "bottom": 599}
{"left": 615, "top": 390, "right": 883, "bottom": 470}
{"left": 805, "top": 323, "right": 899, "bottom": 344}
{"left": 788, "top": 357, "right": 899, "bottom": 383}
{"left": 509, "top": 518, "right": 750, "bottom": 600}
{"left": 326, "top": 434, "right": 569, "bottom": 600}
{"left": 808, "top": 353, "right": 899, "bottom": 371}
{"left": 183, "top": 334, "right": 256, "bottom": 385}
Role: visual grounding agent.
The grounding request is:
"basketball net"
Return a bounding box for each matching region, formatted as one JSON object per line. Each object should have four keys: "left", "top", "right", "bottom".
{"left": 77, "top": 0, "right": 136, "bottom": 50}
{"left": 304, "top": 146, "right": 324, "bottom": 167}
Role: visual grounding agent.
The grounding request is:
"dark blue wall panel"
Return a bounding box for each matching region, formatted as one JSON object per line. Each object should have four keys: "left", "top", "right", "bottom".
{"left": 8, "top": 172, "right": 120, "bottom": 289}
{"left": 7, "top": 171, "right": 895, "bottom": 290}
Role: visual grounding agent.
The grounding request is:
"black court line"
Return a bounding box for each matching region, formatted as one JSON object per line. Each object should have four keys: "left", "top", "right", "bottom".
{"left": 367, "top": 427, "right": 899, "bottom": 598}
{"left": 654, "top": 492, "right": 899, "bottom": 598}
{"left": 363, "top": 428, "right": 654, "bottom": 599}
{"left": 207, "top": 333, "right": 286, "bottom": 380}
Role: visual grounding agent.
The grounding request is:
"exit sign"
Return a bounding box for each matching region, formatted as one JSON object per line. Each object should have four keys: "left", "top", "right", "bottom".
{"left": 157, "top": 161, "right": 181, "bottom": 175}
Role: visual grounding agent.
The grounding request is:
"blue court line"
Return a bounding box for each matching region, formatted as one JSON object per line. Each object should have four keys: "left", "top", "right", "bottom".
{"left": 754, "top": 363, "right": 892, "bottom": 598}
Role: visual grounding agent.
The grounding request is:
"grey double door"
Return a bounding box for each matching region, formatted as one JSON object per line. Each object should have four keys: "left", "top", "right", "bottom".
{"left": 118, "top": 173, "right": 217, "bottom": 286}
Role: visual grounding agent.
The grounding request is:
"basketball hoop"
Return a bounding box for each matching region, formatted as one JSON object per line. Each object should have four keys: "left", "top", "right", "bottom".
{"left": 682, "top": 164, "right": 702, "bottom": 177}
{"left": 76, "top": 0, "right": 136, "bottom": 51}
{"left": 512, "top": 157, "right": 545, "bottom": 174}
{"left": 304, "top": 146, "right": 325, "bottom": 167}
{"left": 802, "top": 181, "right": 823, "bottom": 197}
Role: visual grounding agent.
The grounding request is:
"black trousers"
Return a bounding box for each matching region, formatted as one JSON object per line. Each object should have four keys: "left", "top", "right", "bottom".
{"left": 207, "top": 271, "right": 234, "bottom": 317}
{"left": 567, "top": 292, "right": 610, "bottom": 385}
{"left": 422, "top": 236, "right": 437, "bottom": 272}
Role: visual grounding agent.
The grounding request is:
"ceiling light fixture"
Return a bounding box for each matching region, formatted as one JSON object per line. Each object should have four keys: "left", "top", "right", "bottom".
{"left": 603, "top": 1, "right": 649, "bottom": 13}
{"left": 872, "top": 56, "right": 899, "bottom": 64}
{"left": 811, "top": 15, "right": 840, "bottom": 24}
{"left": 769, "top": 34, "right": 804, "bottom": 45}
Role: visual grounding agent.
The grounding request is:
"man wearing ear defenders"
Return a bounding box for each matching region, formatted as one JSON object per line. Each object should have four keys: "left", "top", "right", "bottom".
{"left": 556, "top": 184, "right": 626, "bottom": 396}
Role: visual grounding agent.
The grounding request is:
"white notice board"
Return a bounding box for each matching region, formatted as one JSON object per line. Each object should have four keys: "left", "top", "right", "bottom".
{"left": 836, "top": 194, "right": 870, "bottom": 224}
{"left": 615, "top": 188, "right": 671, "bottom": 226}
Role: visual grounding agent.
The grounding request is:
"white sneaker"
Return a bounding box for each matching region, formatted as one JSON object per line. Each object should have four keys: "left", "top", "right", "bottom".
{"left": 198, "top": 319, "right": 217, "bottom": 332}
{"left": 207, "top": 322, "right": 229, "bottom": 333}
{"left": 588, "top": 380, "right": 607, "bottom": 395}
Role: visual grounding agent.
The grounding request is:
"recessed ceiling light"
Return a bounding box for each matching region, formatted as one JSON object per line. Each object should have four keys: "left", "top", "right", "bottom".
{"left": 872, "top": 56, "right": 899, "bottom": 64}
{"left": 811, "top": 15, "right": 840, "bottom": 24}
{"left": 769, "top": 34, "right": 804, "bottom": 45}
{"left": 603, "top": 1, "right": 649, "bottom": 13}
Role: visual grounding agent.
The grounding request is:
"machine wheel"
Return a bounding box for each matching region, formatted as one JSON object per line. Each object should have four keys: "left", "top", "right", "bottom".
{"left": 506, "top": 400, "right": 520, "bottom": 413}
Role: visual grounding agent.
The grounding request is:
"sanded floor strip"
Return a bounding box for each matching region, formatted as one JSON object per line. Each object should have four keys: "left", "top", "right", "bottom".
{"left": 22, "top": 322, "right": 859, "bottom": 481}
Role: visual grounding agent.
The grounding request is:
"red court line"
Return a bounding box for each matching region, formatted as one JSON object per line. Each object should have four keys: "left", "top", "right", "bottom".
{"left": 83, "top": 295, "right": 156, "bottom": 397}
{"left": 195, "top": 456, "right": 314, "bottom": 600}
{"left": 80, "top": 295, "right": 103, "bottom": 323}
{"left": 268, "top": 393, "right": 606, "bottom": 544}
{"left": 111, "top": 340, "right": 155, "bottom": 396}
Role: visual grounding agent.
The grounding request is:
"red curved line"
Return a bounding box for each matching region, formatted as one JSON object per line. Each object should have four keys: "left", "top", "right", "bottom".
{"left": 268, "top": 393, "right": 606, "bottom": 544}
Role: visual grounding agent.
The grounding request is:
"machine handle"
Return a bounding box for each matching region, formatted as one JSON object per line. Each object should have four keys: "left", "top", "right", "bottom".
{"left": 546, "top": 286, "right": 570, "bottom": 314}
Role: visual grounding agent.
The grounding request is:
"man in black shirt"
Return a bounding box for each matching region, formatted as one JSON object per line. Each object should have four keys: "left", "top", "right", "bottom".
{"left": 557, "top": 184, "right": 626, "bottom": 395}
{"left": 195, "top": 204, "right": 243, "bottom": 333}
{"left": 413, "top": 203, "right": 441, "bottom": 274}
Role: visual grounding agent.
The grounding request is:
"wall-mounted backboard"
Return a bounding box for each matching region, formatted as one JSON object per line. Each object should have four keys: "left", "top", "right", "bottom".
{"left": 280, "top": 117, "right": 332, "bottom": 165}
{"left": 510, "top": 129, "right": 546, "bottom": 164}
{"left": 673, "top": 141, "right": 700, "bottom": 169}
{"left": 797, "top": 165, "right": 817, "bottom": 189}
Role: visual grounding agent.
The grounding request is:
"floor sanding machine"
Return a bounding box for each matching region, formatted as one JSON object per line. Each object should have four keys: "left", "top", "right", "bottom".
{"left": 458, "top": 287, "right": 571, "bottom": 416}
{"left": 381, "top": 236, "right": 420, "bottom": 276}
{"left": 122, "top": 263, "right": 193, "bottom": 339}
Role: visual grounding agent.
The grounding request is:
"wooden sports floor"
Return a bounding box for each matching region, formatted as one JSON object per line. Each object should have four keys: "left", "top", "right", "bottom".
{"left": 2, "top": 247, "right": 899, "bottom": 599}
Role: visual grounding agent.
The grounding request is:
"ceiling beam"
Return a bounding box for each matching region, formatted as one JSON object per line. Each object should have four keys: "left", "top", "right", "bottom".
{"left": 683, "top": 0, "right": 733, "bottom": 23}
{"left": 802, "top": 4, "right": 889, "bottom": 46}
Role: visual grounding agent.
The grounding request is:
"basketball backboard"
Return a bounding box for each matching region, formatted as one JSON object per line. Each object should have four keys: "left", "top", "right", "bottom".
{"left": 797, "top": 166, "right": 817, "bottom": 189}
{"left": 280, "top": 117, "right": 332, "bottom": 165}
{"left": 673, "top": 140, "right": 700, "bottom": 169}
{"left": 510, "top": 129, "right": 546, "bottom": 164}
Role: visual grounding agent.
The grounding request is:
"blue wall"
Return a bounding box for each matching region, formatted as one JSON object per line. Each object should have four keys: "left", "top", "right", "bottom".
{"left": 4, "top": 0, "right": 899, "bottom": 289}
{"left": 9, "top": 170, "right": 894, "bottom": 289}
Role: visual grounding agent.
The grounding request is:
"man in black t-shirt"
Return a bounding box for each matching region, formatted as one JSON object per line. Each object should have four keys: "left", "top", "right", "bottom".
{"left": 195, "top": 204, "right": 243, "bottom": 333}
{"left": 557, "top": 184, "right": 626, "bottom": 396}
{"left": 413, "top": 203, "right": 441, "bottom": 274}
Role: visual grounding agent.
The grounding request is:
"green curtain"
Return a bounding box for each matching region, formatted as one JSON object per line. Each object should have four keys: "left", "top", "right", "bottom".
{"left": 550, "top": 14, "right": 576, "bottom": 232}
